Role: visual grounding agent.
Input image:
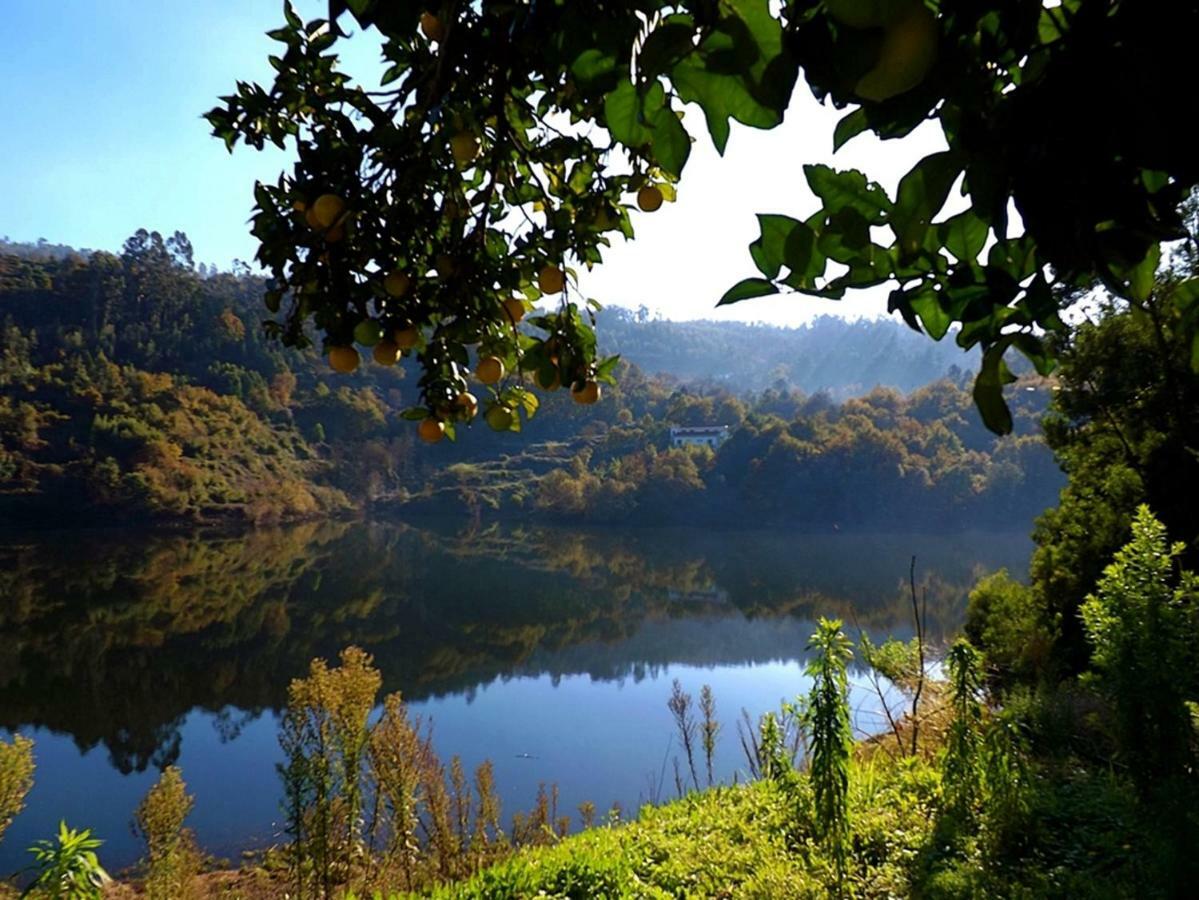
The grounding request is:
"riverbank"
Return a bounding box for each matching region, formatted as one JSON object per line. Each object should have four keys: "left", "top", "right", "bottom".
{"left": 13, "top": 691, "right": 1156, "bottom": 900}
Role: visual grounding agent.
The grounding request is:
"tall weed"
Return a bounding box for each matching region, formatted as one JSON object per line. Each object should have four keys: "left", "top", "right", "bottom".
{"left": 134, "top": 765, "right": 200, "bottom": 900}
{"left": 805, "top": 618, "right": 854, "bottom": 889}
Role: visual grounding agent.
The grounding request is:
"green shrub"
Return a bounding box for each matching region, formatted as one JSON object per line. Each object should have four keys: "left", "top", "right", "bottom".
{"left": 23, "top": 821, "right": 110, "bottom": 899}
{"left": 279, "top": 646, "right": 382, "bottom": 898}
{"left": 1080, "top": 505, "right": 1196, "bottom": 789}
{"left": 279, "top": 648, "right": 543, "bottom": 897}
{"left": 965, "top": 569, "right": 1054, "bottom": 687}
{"left": 134, "top": 765, "right": 200, "bottom": 900}
{"left": 0, "top": 734, "right": 34, "bottom": 847}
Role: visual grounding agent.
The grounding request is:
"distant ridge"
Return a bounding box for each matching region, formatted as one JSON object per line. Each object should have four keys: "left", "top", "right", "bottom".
{"left": 595, "top": 307, "right": 971, "bottom": 397}
{"left": 2, "top": 236, "right": 970, "bottom": 398}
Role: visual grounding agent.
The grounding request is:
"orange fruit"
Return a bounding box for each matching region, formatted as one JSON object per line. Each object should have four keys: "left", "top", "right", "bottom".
{"left": 311, "top": 194, "right": 345, "bottom": 229}
{"left": 536, "top": 365, "right": 561, "bottom": 391}
{"left": 503, "top": 297, "right": 526, "bottom": 324}
{"left": 354, "top": 320, "right": 384, "bottom": 346}
{"left": 476, "top": 356, "right": 505, "bottom": 385}
{"left": 537, "top": 264, "right": 565, "bottom": 294}
{"left": 637, "top": 185, "right": 664, "bottom": 212}
{"left": 328, "top": 346, "right": 360, "bottom": 374}
{"left": 372, "top": 340, "right": 400, "bottom": 366}
{"left": 394, "top": 326, "right": 420, "bottom": 349}
{"left": 384, "top": 270, "right": 411, "bottom": 297}
{"left": 856, "top": 5, "right": 938, "bottom": 101}
{"left": 418, "top": 417, "right": 446, "bottom": 444}
{"left": 485, "top": 405, "right": 514, "bottom": 431}
{"left": 455, "top": 391, "right": 479, "bottom": 418}
{"left": 419, "top": 12, "right": 446, "bottom": 42}
{"left": 572, "top": 380, "right": 601, "bottom": 405}
{"left": 450, "top": 132, "right": 480, "bottom": 165}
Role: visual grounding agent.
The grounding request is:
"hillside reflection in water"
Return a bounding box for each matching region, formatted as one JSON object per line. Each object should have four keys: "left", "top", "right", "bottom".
{"left": 0, "top": 520, "right": 1031, "bottom": 869}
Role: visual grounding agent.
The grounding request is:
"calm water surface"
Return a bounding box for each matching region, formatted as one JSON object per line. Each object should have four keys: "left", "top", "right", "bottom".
{"left": 0, "top": 520, "right": 1031, "bottom": 872}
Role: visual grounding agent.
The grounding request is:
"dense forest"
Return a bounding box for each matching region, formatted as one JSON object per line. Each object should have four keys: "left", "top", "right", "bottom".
{"left": 0, "top": 233, "right": 1059, "bottom": 530}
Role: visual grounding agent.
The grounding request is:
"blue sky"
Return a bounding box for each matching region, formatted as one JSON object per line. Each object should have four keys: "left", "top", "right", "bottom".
{"left": 2, "top": 2, "right": 336, "bottom": 267}
{"left": 1, "top": 2, "right": 944, "bottom": 325}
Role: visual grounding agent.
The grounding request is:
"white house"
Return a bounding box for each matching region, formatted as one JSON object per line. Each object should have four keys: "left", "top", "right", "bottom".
{"left": 670, "top": 426, "right": 730, "bottom": 449}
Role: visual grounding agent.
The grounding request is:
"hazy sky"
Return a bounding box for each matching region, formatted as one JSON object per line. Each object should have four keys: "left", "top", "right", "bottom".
{"left": 2, "top": 2, "right": 944, "bottom": 326}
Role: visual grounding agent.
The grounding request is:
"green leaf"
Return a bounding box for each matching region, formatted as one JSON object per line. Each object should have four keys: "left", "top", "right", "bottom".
{"left": 508, "top": 387, "right": 540, "bottom": 418}
{"left": 973, "top": 341, "right": 1017, "bottom": 435}
{"left": 571, "top": 49, "right": 621, "bottom": 93}
{"left": 832, "top": 108, "right": 869, "bottom": 152}
{"left": 603, "top": 81, "right": 650, "bottom": 148}
{"left": 345, "top": 0, "right": 374, "bottom": 17}
{"left": 987, "top": 236, "right": 1039, "bottom": 282}
{"left": 804, "top": 165, "right": 891, "bottom": 224}
{"left": 1128, "top": 243, "right": 1160, "bottom": 303}
{"left": 750, "top": 214, "right": 803, "bottom": 279}
{"left": 816, "top": 207, "right": 873, "bottom": 264}
{"left": 1011, "top": 333, "right": 1056, "bottom": 376}
{"left": 939, "top": 210, "right": 989, "bottom": 263}
{"left": 718, "top": 277, "right": 779, "bottom": 305}
{"left": 823, "top": 254, "right": 893, "bottom": 293}
{"left": 1172, "top": 277, "right": 1199, "bottom": 313}
{"left": 747, "top": 214, "right": 827, "bottom": 290}
{"left": 596, "top": 354, "right": 621, "bottom": 382}
{"left": 909, "top": 289, "right": 952, "bottom": 340}
{"left": 670, "top": 0, "right": 797, "bottom": 154}
{"left": 638, "top": 19, "right": 696, "bottom": 79}
{"left": 892, "top": 152, "right": 963, "bottom": 249}
{"left": 646, "top": 98, "right": 691, "bottom": 178}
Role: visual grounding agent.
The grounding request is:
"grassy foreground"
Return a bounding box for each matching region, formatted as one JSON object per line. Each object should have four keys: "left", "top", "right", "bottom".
{"left": 407, "top": 759, "right": 937, "bottom": 899}
{"left": 391, "top": 748, "right": 1150, "bottom": 900}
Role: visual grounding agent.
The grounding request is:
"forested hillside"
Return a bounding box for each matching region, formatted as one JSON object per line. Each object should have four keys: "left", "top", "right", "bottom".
{"left": 0, "top": 233, "right": 1060, "bottom": 528}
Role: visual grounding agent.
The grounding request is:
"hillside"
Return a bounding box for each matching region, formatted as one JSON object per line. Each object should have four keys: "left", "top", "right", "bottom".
{"left": 0, "top": 233, "right": 1059, "bottom": 528}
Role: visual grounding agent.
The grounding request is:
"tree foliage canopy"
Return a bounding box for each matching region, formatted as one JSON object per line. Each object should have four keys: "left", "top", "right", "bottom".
{"left": 208, "top": 0, "right": 1199, "bottom": 435}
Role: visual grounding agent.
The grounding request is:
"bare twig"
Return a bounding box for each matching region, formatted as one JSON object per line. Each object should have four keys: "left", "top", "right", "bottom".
{"left": 910, "top": 556, "right": 926, "bottom": 757}
{"left": 850, "top": 608, "right": 906, "bottom": 755}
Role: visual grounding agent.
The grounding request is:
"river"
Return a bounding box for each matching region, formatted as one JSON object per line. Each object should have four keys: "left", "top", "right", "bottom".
{"left": 0, "top": 519, "right": 1031, "bottom": 873}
